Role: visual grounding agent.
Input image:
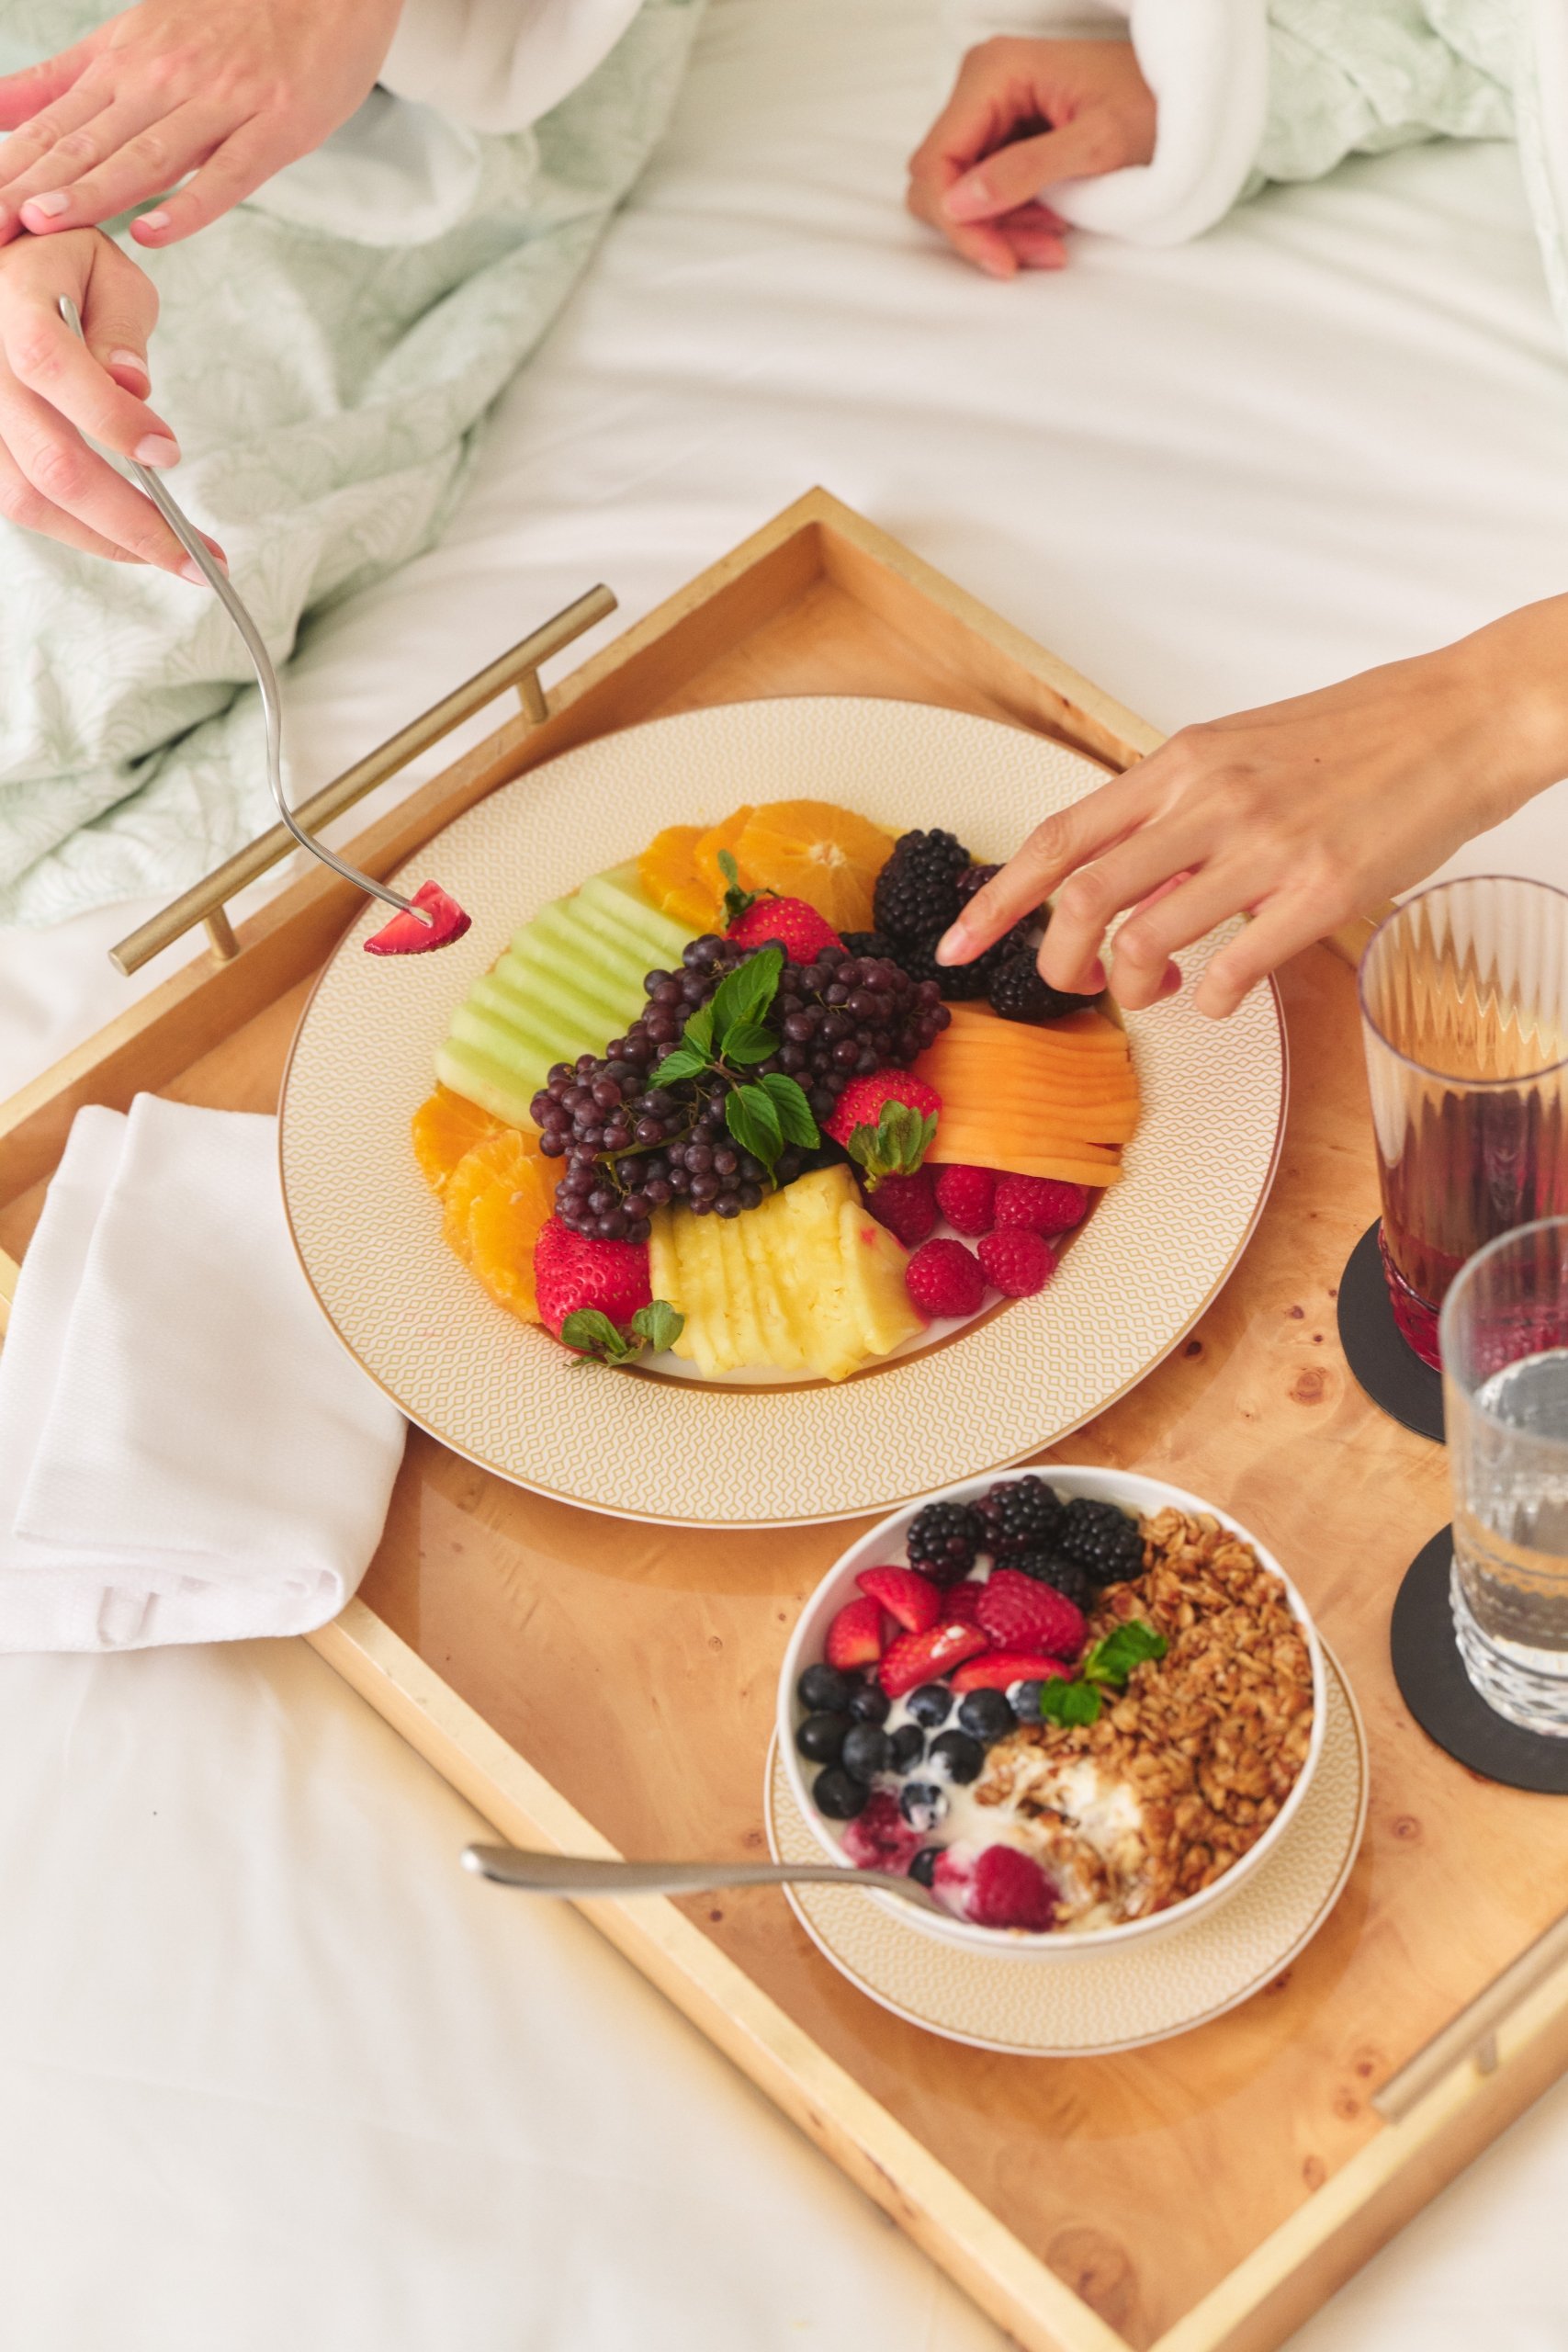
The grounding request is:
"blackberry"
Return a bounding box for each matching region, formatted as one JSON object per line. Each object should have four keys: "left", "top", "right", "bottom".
{"left": 1009, "top": 1551, "right": 1096, "bottom": 1612}
{"left": 840, "top": 930, "right": 901, "bottom": 962}
{"left": 873, "top": 828, "right": 971, "bottom": 943}
{"left": 955, "top": 864, "right": 999, "bottom": 901}
{"left": 976, "top": 1474, "right": 1064, "bottom": 1557}
{"left": 988, "top": 947, "right": 1098, "bottom": 1025}
{"left": 906, "top": 1499, "right": 985, "bottom": 1584}
{"left": 1055, "top": 1498, "right": 1145, "bottom": 1586}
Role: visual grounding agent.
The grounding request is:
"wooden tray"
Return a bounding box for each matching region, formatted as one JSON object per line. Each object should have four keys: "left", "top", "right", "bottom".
{"left": 2, "top": 490, "right": 1566, "bottom": 2352}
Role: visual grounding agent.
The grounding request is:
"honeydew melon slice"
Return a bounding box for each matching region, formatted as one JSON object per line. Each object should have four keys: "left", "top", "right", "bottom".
{"left": 434, "top": 1040, "right": 538, "bottom": 1128}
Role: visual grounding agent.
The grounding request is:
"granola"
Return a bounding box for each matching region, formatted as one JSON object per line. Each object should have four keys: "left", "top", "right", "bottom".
{"left": 973, "top": 1509, "right": 1315, "bottom": 1928}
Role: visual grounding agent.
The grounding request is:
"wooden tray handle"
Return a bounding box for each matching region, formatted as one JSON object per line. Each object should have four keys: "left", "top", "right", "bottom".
{"left": 108, "top": 583, "right": 618, "bottom": 978}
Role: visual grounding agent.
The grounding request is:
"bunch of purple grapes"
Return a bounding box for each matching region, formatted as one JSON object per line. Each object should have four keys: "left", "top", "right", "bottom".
{"left": 531, "top": 935, "right": 950, "bottom": 1240}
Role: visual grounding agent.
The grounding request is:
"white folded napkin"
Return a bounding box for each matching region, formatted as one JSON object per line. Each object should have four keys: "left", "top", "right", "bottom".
{"left": 0, "top": 1095, "right": 406, "bottom": 1651}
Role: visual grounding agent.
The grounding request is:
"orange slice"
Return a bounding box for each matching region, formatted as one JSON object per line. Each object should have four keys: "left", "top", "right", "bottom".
{"left": 442, "top": 1128, "right": 560, "bottom": 1317}
{"left": 693, "top": 805, "right": 754, "bottom": 899}
{"left": 412, "top": 1087, "right": 503, "bottom": 1196}
{"left": 637, "top": 823, "right": 723, "bottom": 931}
{"left": 733, "top": 799, "right": 891, "bottom": 933}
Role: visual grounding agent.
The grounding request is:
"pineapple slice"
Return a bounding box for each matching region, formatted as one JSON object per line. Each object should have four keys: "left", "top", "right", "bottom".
{"left": 737, "top": 1193, "right": 807, "bottom": 1371}
{"left": 838, "top": 1196, "right": 926, "bottom": 1358}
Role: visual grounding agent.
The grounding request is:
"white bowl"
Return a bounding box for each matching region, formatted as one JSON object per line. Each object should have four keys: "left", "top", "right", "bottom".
{"left": 777, "top": 1466, "right": 1326, "bottom": 1960}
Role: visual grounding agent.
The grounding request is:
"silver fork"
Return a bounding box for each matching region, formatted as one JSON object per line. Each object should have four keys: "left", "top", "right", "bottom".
{"left": 59, "top": 295, "right": 434, "bottom": 934}
{"left": 461, "top": 1843, "right": 945, "bottom": 1914}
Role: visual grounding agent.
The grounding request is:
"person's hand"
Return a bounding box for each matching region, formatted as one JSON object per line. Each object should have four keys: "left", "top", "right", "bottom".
{"left": 907, "top": 37, "right": 1156, "bottom": 278}
{"left": 0, "top": 226, "right": 222, "bottom": 573}
{"left": 936, "top": 599, "right": 1568, "bottom": 1016}
{"left": 0, "top": 0, "right": 403, "bottom": 249}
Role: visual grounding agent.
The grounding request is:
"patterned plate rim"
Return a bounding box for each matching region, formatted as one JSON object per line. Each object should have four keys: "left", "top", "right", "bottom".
{"left": 764, "top": 1643, "right": 1369, "bottom": 2056}
{"left": 279, "top": 697, "right": 1289, "bottom": 1526}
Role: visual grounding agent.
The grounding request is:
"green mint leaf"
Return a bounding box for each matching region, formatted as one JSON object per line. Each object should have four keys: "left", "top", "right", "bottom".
{"left": 648, "top": 1044, "right": 709, "bottom": 1089}
{"left": 725, "top": 1082, "right": 784, "bottom": 1170}
{"left": 559, "top": 1308, "right": 633, "bottom": 1364}
{"left": 1083, "top": 1620, "right": 1168, "bottom": 1689}
{"left": 680, "top": 1003, "right": 716, "bottom": 1059}
{"left": 631, "top": 1299, "right": 684, "bottom": 1353}
{"left": 1039, "top": 1677, "right": 1101, "bottom": 1727}
{"left": 710, "top": 945, "right": 782, "bottom": 1048}
{"left": 721, "top": 1022, "right": 776, "bottom": 1066}
{"left": 758, "top": 1072, "right": 819, "bottom": 1148}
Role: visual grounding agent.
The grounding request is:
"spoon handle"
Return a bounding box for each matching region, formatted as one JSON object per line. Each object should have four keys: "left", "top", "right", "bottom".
{"left": 461, "top": 1843, "right": 941, "bottom": 1912}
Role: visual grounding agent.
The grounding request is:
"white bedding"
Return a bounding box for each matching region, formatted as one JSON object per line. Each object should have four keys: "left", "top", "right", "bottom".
{"left": 2, "top": 2, "right": 1567, "bottom": 2346}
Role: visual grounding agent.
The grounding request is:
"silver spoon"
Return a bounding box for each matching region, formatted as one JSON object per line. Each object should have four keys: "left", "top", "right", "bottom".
{"left": 58, "top": 297, "right": 463, "bottom": 947}
{"left": 461, "top": 1842, "right": 945, "bottom": 1915}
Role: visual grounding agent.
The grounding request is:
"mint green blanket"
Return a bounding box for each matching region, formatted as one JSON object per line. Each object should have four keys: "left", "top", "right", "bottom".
{"left": 0, "top": 0, "right": 701, "bottom": 926}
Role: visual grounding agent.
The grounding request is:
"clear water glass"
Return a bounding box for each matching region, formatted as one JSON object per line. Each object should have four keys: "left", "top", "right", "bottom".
{"left": 1359, "top": 876, "right": 1568, "bottom": 1368}
{"left": 1442, "top": 1217, "right": 1568, "bottom": 1734}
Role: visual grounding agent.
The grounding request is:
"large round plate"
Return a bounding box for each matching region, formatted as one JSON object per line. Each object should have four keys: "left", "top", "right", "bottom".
{"left": 281, "top": 697, "right": 1286, "bottom": 1525}
{"left": 765, "top": 1646, "right": 1368, "bottom": 2055}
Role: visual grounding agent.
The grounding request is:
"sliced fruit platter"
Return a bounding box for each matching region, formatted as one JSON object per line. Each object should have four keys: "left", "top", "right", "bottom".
{"left": 280, "top": 695, "right": 1286, "bottom": 1521}
{"left": 415, "top": 801, "right": 1141, "bottom": 1384}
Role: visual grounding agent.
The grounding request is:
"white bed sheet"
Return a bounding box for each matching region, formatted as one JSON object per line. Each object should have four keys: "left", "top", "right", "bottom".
{"left": 2, "top": 2, "right": 1567, "bottom": 2346}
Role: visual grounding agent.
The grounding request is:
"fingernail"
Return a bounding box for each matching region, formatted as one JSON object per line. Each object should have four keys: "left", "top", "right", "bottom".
{"left": 178, "top": 558, "right": 208, "bottom": 584}
{"left": 137, "top": 208, "right": 170, "bottom": 234}
{"left": 944, "top": 176, "right": 988, "bottom": 223}
{"left": 934, "top": 922, "right": 970, "bottom": 967}
{"left": 134, "top": 432, "right": 180, "bottom": 468}
{"left": 20, "top": 190, "right": 69, "bottom": 221}
{"left": 109, "top": 346, "right": 149, "bottom": 382}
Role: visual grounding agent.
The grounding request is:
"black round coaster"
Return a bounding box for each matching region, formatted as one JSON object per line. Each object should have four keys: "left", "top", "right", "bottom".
{"left": 1391, "top": 1528, "right": 1568, "bottom": 1792}
{"left": 1337, "top": 1219, "right": 1444, "bottom": 1442}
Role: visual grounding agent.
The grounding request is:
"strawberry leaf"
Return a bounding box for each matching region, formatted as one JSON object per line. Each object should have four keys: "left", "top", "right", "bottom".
{"left": 559, "top": 1308, "right": 635, "bottom": 1364}
{"left": 846, "top": 1102, "right": 938, "bottom": 1188}
{"left": 758, "top": 1071, "right": 819, "bottom": 1148}
{"left": 717, "top": 848, "right": 761, "bottom": 926}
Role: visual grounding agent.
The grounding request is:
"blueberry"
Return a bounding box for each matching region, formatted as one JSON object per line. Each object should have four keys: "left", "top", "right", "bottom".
{"left": 889, "top": 1723, "right": 926, "bottom": 1773}
{"left": 899, "top": 1781, "right": 948, "bottom": 1833}
{"left": 841, "top": 1724, "right": 893, "bottom": 1782}
{"left": 798, "top": 1662, "right": 852, "bottom": 1713}
{"left": 795, "top": 1710, "right": 849, "bottom": 1765}
{"left": 956, "top": 1689, "right": 1015, "bottom": 1744}
{"left": 1012, "top": 1679, "right": 1045, "bottom": 1723}
{"left": 814, "top": 1767, "right": 869, "bottom": 1819}
{"left": 906, "top": 1682, "right": 953, "bottom": 1729}
{"left": 847, "top": 1682, "right": 892, "bottom": 1726}
{"left": 928, "top": 1729, "right": 985, "bottom": 1784}
{"left": 909, "top": 1846, "right": 941, "bottom": 1888}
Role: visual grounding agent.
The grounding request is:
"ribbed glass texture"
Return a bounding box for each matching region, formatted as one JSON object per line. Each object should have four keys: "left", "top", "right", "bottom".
{"left": 1359, "top": 877, "right": 1568, "bottom": 1368}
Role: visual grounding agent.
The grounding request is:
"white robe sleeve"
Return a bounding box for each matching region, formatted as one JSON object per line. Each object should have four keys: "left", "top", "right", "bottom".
{"left": 378, "top": 0, "right": 648, "bottom": 135}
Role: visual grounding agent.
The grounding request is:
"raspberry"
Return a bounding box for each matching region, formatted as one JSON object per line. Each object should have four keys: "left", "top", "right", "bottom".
{"left": 932, "top": 1164, "right": 995, "bottom": 1237}
{"left": 967, "top": 1845, "right": 1057, "bottom": 1931}
{"left": 976, "top": 1228, "right": 1055, "bottom": 1297}
{"left": 905, "top": 1238, "right": 986, "bottom": 1319}
{"left": 855, "top": 1565, "right": 941, "bottom": 1634}
{"left": 975, "top": 1567, "right": 1086, "bottom": 1661}
{"left": 863, "top": 1167, "right": 937, "bottom": 1247}
{"left": 840, "top": 1789, "right": 921, "bottom": 1876}
{"left": 992, "top": 1175, "right": 1089, "bottom": 1237}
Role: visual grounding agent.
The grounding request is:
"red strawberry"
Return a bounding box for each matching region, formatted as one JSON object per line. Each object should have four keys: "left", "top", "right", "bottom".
{"left": 534, "top": 1218, "right": 651, "bottom": 1341}
{"left": 976, "top": 1568, "right": 1086, "bottom": 1661}
{"left": 937, "top": 1844, "right": 1056, "bottom": 1931}
{"left": 905, "top": 1238, "right": 986, "bottom": 1320}
{"left": 863, "top": 1166, "right": 937, "bottom": 1247}
{"left": 976, "top": 1228, "right": 1055, "bottom": 1298}
{"left": 840, "top": 1789, "right": 921, "bottom": 1876}
{"left": 364, "top": 879, "right": 471, "bottom": 956}
{"left": 856, "top": 1565, "right": 941, "bottom": 1634}
{"left": 932, "top": 1164, "right": 996, "bottom": 1237}
{"left": 939, "top": 1581, "right": 986, "bottom": 1627}
{"left": 993, "top": 1175, "right": 1089, "bottom": 1237}
{"left": 879, "top": 1620, "right": 988, "bottom": 1698}
{"left": 825, "top": 1071, "right": 942, "bottom": 1189}
{"left": 727, "top": 896, "right": 842, "bottom": 960}
{"left": 951, "top": 1651, "right": 1072, "bottom": 1693}
{"left": 825, "top": 1596, "right": 887, "bottom": 1671}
